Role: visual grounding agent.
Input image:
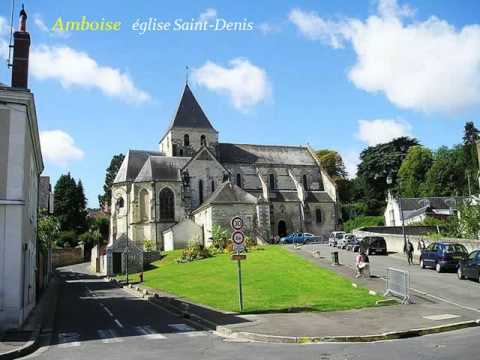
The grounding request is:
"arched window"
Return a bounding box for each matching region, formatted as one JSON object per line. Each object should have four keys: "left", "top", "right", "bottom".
{"left": 116, "top": 197, "right": 124, "bottom": 210}
{"left": 200, "top": 135, "right": 206, "bottom": 146}
{"left": 199, "top": 180, "right": 204, "bottom": 204}
{"left": 139, "top": 189, "right": 149, "bottom": 221}
{"left": 303, "top": 175, "right": 308, "bottom": 190}
{"left": 211, "top": 180, "right": 215, "bottom": 193}
{"left": 184, "top": 134, "right": 190, "bottom": 146}
{"left": 159, "top": 188, "right": 174, "bottom": 221}
{"left": 316, "top": 209, "right": 322, "bottom": 224}
{"left": 236, "top": 173, "right": 242, "bottom": 188}
{"left": 269, "top": 174, "right": 275, "bottom": 190}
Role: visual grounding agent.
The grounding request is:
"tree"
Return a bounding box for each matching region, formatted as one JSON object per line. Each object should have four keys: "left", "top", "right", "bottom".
{"left": 37, "top": 210, "right": 60, "bottom": 254}
{"left": 356, "top": 137, "right": 419, "bottom": 213}
{"left": 456, "top": 202, "right": 480, "bottom": 239}
{"left": 98, "top": 153, "right": 125, "bottom": 209}
{"left": 463, "top": 122, "right": 479, "bottom": 194}
{"left": 315, "top": 149, "right": 347, "bottom": 179}
{"left": 423, "top": 145, "right": 467, "bottom": 197}
{"left": 398, "top": 146, "right": 433, "bottom": 197}
{"left": 54, "top": 173, "right": 88, "bottom": 233}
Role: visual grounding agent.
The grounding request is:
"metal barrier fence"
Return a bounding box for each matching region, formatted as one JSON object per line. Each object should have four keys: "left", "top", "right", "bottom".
{"left": 384, "top": 267, "right": 410, "bottom": 304}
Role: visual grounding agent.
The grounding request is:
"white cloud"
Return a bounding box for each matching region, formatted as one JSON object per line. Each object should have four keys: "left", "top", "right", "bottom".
{"left": 356, "top": 119, "right": 413, "bottom": 146}
{"left": 30, "top": 45, "right": 150, "bottom": 104}
{"left": 289, "top": 0, "right": 480, "bottom": 113}
{"left": 0, "top": 16, "right": 10, "bottom": 60}
{"left": 199, "top": 8, "right": 217, "bottom": 22}
{"left": 258, "top": 22, "right": 282, "bottom": 35}
{"left": 40, "top": 130, "right": 84, "bottom": 166}
{"left": 0, "top": 16, "right": 9, "bottom": 36}
{"left": 33, "top": 15, "right": 49, "bottom": 33}
{"left": 340, "top": 150, "right": 360, "bottom": 178}
{"left": 192, "top": 58, "right": 271, "bottom": 110}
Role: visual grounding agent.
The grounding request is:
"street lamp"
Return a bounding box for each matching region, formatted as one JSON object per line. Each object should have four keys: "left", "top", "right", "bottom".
{"left": 386, "top": 174, "right": 407, "bottom": 252}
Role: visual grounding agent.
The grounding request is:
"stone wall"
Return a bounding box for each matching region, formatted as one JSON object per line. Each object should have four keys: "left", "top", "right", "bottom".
{"left": 53, "top": 247, "right": 84, "bottom": 268}
{"left": 353, "top": 229, "right": 480, "bottom": 256}
{"left": 143, "top": 251, "right": 162, "bottom": 266}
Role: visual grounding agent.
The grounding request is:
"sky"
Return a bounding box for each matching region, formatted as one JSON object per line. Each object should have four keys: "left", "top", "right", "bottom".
{"left": 1, "top": 0, "right": 480, "bottom": 207}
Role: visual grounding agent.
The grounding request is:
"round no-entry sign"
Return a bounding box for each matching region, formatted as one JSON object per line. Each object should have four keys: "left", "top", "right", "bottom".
{"left": 232, "top": 231, "right": 245, "bottom": 245}
{"left": 231, "top": 216, "right": 244, "bottom": 230}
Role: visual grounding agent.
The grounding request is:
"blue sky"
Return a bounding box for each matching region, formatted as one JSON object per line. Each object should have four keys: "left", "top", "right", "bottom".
{"left": 1, "top": 0, "right": 479, "bottom": 207}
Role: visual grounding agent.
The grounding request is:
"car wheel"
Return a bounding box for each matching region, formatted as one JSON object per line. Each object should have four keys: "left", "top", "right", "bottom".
{"left": 457, "top": 267, "right": 465, "bottom": 280}
{"left": 420, "top": 259, "right": 425, "bottom": 269}
{"left": 436, "top": 263, "right": 442, "bottom": 273}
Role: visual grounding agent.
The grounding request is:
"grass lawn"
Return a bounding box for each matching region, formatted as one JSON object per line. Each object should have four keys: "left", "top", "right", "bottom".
{"left": 128, "top": 246, "right": 382, "bottom": 313}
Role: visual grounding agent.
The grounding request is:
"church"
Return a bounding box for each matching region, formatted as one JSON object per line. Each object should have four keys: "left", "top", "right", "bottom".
{"left": 107, "top": 83, "right": 339, "bottom": 272}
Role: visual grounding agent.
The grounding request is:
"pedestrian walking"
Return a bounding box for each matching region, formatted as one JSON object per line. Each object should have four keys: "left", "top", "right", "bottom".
{"left": 406, "top": 239, "right": 414, "bottom": 265}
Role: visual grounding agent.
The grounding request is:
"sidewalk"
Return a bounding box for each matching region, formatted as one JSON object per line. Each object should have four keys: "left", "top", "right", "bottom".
{"left": 0, "top": 275, "right": 59, "bottom": 359}
{"left": 114, "top": 246, "right": 480, "bottom": 343}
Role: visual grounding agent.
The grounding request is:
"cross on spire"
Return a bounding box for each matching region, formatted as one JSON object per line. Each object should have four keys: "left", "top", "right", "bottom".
{"left": 185, "top": 65, "right": 190, "bottom": 85}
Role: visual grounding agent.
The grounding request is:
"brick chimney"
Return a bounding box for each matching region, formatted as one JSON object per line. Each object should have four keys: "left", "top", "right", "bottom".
{"left": 11, "top": 5, "right": 30, "bottom": 89}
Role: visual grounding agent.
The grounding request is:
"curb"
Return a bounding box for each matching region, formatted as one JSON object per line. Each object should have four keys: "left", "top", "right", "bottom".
{"left": 107, "top": 278, "right": 480, "bottom": 344}
{"left": 0, "top": 275, "right": 60, "bottom": 360}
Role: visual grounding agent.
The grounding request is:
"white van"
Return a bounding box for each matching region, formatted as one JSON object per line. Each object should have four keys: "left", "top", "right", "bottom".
{"left": 328, "top": 231, "right": 346, "bottom": 247}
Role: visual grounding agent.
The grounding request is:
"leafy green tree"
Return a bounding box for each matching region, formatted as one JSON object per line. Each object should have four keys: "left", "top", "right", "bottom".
{"left": 422, "top": 145, "right": 467, "bottom": 196}
{"left": 54, "top": 173, "right": 88, "bottom": 233}
{"left": 463, "top": 122, "right": 479, "bottom": 194}
{"left": 37, "top": 210, "right": 60, "bottom": 254}
{"left": 456, "top": 203, "right": 480, "bottom": 239}
{"left": 315, "top": 149, "right": 348, "bottom": 179}
{"left": 98, "top": 153, "right": 125, "bottom": 209}
{"left": 56, "top": 230, "right": 78, "bottom": 248}
{"left": 398, "top": 146, "right": 433, "bottom": 197}
{"left": 357, "top": 137, "right": 419, "bottom": 213}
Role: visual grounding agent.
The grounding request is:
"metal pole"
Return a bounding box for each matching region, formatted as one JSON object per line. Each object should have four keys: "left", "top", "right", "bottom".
{"left": 237, "top": 258, "right": 244, "bottom": 312}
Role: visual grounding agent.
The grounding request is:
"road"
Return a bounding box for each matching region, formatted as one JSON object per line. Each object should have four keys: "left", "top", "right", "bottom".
{"left": 303, "top": 244, "right": 480, "bottom": 313}
{"left": 23, "top": 262, "right": 480, "bottom": 360}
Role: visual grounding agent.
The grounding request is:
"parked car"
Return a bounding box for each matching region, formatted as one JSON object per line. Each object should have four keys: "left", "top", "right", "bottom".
{"left": 337, "top": 234, "right": 355, "bottom": 249}
{"left": 346, "top": 237, "right": 362, "bottom": 252}
{"left": 420, "top": 242, "right": 468, "bottom": 273}
{"left": 360, "top": 236, "right": 387, "bottom": 255}
{"left": 458, "top": 250, "right": 480, "bottom": 281}
{"left": 328, "top": 231, "right": 345, "bottom": 247}
{"left": 280, "top": 232, "right": 319, "bottom": 244}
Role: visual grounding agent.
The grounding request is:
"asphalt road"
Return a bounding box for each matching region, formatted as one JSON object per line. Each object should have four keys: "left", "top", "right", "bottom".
{"left": 304, "top": 244, "right": 480, "bottom": 313}
{"left": 22, "top": 262, "right": 480, "bottom": 360}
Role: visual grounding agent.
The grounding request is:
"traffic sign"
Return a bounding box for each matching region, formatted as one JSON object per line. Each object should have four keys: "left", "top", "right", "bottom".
{"left": 231, "top": 216, "right": 244, "bottom": 230}
{"left": 233, "top": 243, "right": 245, "bottom": 253}
{"left": 232, "top": 231, "right": 245, "bottom": 245}
{"left": 231, "top": 254, "right": 246, "bottom": 261}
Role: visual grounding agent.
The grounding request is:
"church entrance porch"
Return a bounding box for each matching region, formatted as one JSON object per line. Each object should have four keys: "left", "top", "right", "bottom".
{"left": 278, "top": 220, "right": 287, "bottom": 237}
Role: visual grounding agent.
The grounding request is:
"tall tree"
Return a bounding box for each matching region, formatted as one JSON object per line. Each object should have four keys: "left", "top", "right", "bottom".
{"left": 398, "top": 146, "right": 433, "bottom": 197}
{"left": 463, "top": 122, "right": 479, "bottom": 194}
{"left": 98, "top": 153, "right": 125, "bottom": 209}
{"left": 54, "top": 174, "right": 88, "bottom": 232}
{"left": 315, "top": 149, "right": 348, "bottom": 179}
{"left": 422, "top": 145, "right": 467, "bottom": 197}
{"left": 356, "top": 137, "right": 419, "bottom": 213}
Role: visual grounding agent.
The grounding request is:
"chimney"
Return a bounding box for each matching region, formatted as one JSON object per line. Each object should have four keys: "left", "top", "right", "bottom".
{"left": 11, "top": 5, "right": 30, "bottom": 89}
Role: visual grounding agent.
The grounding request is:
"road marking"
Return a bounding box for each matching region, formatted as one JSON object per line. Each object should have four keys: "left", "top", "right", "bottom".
{"left": 103, "top": 306, "right": 114, "bottom": 317}
{"left": 58, "top": 332, "right": 81, "bottom": 348}
{"left": 423, "top": 314, "right": 461, "bottom": 321}
{"left": 114, "top": 319, "right": 124, "bottom": 328}
{"left": 169, "top": 323, "right": 195, "bottom": 332}
{"left": 97, "top": 329, "right": 123, "bottom": 343}
{"left": 134, "top": 325, "right": 167, "bottom": 340}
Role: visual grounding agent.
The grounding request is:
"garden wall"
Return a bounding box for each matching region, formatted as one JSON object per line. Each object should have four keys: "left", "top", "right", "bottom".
{"left": 52, "top": 247, "right": 84, "bottom": 268}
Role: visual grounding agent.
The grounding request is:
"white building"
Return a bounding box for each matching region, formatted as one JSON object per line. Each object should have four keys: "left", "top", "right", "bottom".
{"left": 0, "top": 8, "right": 44, "bottom": 329}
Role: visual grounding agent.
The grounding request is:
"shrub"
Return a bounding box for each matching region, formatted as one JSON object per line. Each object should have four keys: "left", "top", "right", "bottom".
{"left": 176, "top": 242, "right": 212, "bottom": 263}
{"left": 56, "top": 230, "right": 79, "bottom": 248}
{"left": 144, "top": 239, "right": 154, "bottom": 251}
{"left": 211, "top": 225, "right": 231, "bottom": 250}
{"left": 343, "top": 216, "right": 384, "bottom": 233}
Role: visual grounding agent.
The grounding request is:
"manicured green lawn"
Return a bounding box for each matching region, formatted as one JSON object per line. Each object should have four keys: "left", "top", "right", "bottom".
{"left": 137, "top": 246, "right": 382, "bottom": 313}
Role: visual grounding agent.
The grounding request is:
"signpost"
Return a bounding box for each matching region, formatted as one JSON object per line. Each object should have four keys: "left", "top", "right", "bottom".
{"left": 231, "top": 216, "right": 246, "bottom": 312}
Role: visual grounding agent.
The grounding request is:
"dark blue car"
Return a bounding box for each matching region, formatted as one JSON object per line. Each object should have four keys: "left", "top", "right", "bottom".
{"left": 420, "top": 242, "right": 468, "bottom": 273}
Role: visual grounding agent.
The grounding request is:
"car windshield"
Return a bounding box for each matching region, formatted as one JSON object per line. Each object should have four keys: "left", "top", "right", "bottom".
{"left": 335, "top": 233, "right": 344, "bottom": 239}
{"left": 445, "top": 244, "right": 467, "bottom": 253}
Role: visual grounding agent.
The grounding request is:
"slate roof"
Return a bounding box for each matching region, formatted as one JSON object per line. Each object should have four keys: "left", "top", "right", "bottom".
{"left": 114, "top": 150, "right": 164, "bottom": 183}
{"left": 168, "top": 84, "right": 216, "bottom": 131}
{"left": 194, "top": 181, "right": 257, "bottom": 213}
{"left": 217, "top": 143, "right": 316, "bottom": 166}
{"left": 135, "top": 156, "right": 189, "bottom": 182}
{"left": 399, "top": 197, "right": 465, "bottom": 211}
